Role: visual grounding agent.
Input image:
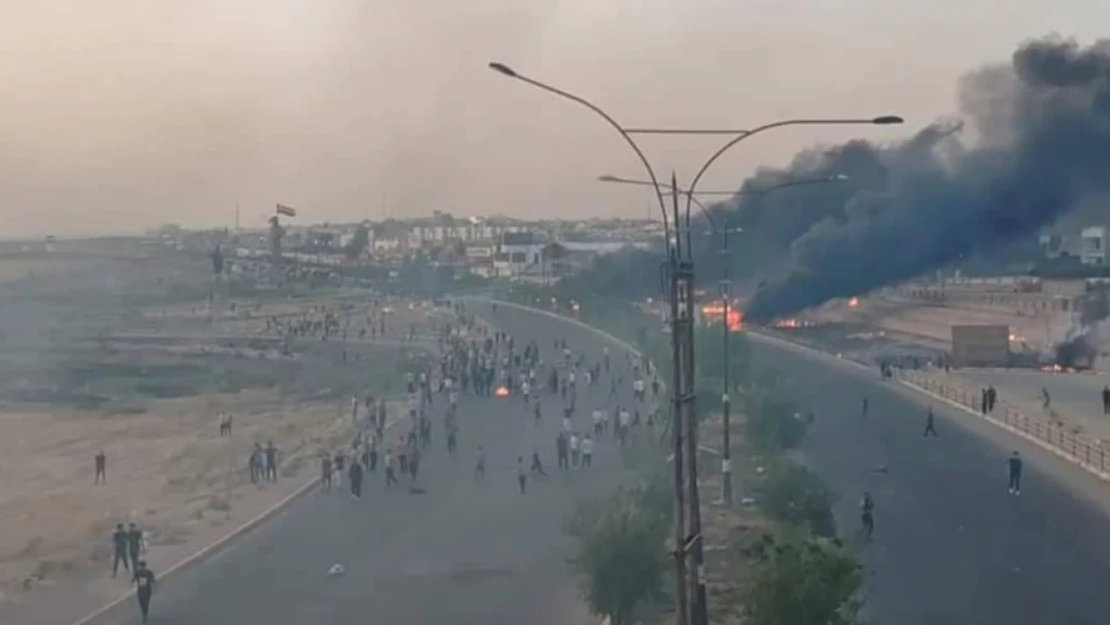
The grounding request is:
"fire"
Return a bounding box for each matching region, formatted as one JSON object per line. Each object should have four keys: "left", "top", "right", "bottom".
{"left": 776, "top": 318, "right": 801, "bottom": 329}
{"left": 494, "top": 385, "right": 510, "bottom": 398}
{"left": 701, "top": 302, "right": 743, "bottom": 332}
{"left": 848, "top": 296, "right": 860, "bottom": 308}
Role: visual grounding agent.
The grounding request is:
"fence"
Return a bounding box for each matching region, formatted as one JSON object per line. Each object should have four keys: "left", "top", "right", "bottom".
{"left": 897, "top": 369, "right": 1110, "bottom": 478}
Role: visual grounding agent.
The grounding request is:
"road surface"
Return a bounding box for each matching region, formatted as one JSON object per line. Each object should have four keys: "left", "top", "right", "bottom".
{"left": 87, "top": 300, "right": 641, "bottom": 625}
{"left": 751, "top": 334, "right": 1110, "bottom": 625}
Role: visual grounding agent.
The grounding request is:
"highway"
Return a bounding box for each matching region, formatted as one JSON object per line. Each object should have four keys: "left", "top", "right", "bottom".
{"left": 87, "top": 300, "right": 638, "bottom": 625}
{"left": 751, "top": 334, "right": 1110, "bottom": 625}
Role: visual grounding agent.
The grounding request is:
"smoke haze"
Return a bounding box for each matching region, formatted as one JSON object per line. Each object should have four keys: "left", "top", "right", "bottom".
{"left": 743, "top": 37, "right": 1110, "bottom": 323}
{"left": 4, "top": 1, "right": 1107, "bottom": 237}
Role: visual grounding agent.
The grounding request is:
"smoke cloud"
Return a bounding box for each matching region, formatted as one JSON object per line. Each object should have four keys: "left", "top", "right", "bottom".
{"left": 741, "top": 37, "right": 1110, "bottom": 323}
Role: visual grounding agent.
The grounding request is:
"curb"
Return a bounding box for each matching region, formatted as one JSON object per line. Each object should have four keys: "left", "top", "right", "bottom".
{"left": 73, "top": 474, "right": 321, "bottom": 625}
{"left": 74, "top": 418, "right": 407, "bottom": 625}
{"left": 472, "top": 298, "right": 643, "bottom": 358}
{"left": 747, "top": 329, "right": 1110, "bottom": 484}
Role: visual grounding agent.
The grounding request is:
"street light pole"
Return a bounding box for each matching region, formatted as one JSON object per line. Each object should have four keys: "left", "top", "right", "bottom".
{"left": 488, "top": 61, "right": 689, "bottom": 625}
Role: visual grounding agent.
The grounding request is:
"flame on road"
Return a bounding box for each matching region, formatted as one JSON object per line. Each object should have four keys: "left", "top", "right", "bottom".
{"left": 495, "top": 386, "right": 510, "bottom": 398}
{"left": 848, "top": 296, "right": 860, "bottom": 308}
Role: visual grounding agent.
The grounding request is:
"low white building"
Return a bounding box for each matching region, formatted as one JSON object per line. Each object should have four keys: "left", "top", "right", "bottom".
{"left": 1080, "top": 226, "right": 1109, "bottom": 265}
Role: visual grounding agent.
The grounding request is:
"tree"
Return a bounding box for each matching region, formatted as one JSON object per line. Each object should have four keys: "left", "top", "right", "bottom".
{"left": 756, "top": 460, "right": 837, "bottom": 538}
{"left": 344, "top": 224, "right": 370, "bottom": 258}
{"left": 696, "top": 326, "right": 752, "bottom": 414}
{"left": 568, "top": 483, "right": 670, "bottom": 625}
{"left": 744, "top": 533, "right": 863, "bottom": 625}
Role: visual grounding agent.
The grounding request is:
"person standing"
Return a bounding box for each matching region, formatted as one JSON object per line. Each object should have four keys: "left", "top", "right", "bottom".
{"left": 349, "top": 455, "right": 364, "bottom": 500}
{"left": 569, "top": 432, "right": 580, "bottom": 468}
{"left": 126, "top": 522, "right": 146, "bottom": 571}
{"left": 581, "top": 434, "right": 594, "bottom": 468}
{"left": 94, "top": 450, "right": 107, "bottom": 485}
{"left": 384, "top": 449, "right": 398, "bottom": 488}
{"left": 321, "top": 452, "right": 333, "bottom": 492}
{"left": 265, "top": 442, "right": 279, "bottom": 481}
{"left": 131, "top": 560, "right": 156, "bottom": 624}
{"left": 1008, "top": 451, "right": 1023, "bottom": 495}
{"left": 516, "top": 457, "right": 527, "bottom": 494}
{"left": 111, "top": 523, "right": 129, "bottom": 578}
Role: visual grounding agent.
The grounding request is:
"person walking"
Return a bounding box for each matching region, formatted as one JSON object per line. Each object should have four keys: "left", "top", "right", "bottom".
{"left": 923, "top": 407, "right": 938, "bottom": 437}
{"left": 131, "top": 560, "right": 156, "bottom": 624}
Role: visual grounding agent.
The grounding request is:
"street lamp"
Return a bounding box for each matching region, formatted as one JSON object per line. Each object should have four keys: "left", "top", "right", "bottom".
{"left": 490, "top": 60, "right": 691, "bottom": 625}
{"left": 488, "top": 62, "right": 672, "bottom": 245}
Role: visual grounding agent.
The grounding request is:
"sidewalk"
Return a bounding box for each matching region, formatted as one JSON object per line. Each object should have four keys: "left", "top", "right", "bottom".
{"left": 898, "top": 368, "right": 1110, "bottom": 479}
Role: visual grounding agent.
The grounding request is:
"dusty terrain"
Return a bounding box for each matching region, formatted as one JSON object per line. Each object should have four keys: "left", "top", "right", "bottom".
{"left": 0, "top": 244, "right": 456, "bottom": 612}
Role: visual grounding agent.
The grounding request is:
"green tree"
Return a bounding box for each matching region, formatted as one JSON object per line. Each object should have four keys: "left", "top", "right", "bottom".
{"left": 568, "top": 484, "right": 671, "bottom": 625}
{"left": 756, "top": 460, "right": 837, "bottom": 538}
{"left": 744, "top": 533, "right": 863, "bottom": 625}
{"left": 695, "top": 325, "right": 752, "bottom": 415}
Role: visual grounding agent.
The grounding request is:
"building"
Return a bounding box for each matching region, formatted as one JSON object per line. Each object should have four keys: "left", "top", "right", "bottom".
{"left": 1080, "top": 226, "right": 1109, "bottom": 265}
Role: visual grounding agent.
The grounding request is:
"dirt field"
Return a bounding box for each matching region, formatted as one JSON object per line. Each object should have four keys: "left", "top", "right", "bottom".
{"left": 0, "top": 243, "right": 462, "bottom": 612}
{"left": 0, "top": 390, "right": 396, "bottom": 591}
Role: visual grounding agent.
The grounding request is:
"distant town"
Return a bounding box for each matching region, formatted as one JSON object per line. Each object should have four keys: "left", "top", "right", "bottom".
{"left": 153, "top": 211, "right": 662, "bottom": 284}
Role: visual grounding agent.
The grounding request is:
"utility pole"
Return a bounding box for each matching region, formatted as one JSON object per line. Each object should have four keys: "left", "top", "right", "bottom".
{"left": 720, "top": 228, "right": 734, "bottom": 506}
{"left": 668, "top": 176, "right": 689, "bottom": 625}
{"left": 677, "top": 219, "right": 709, "bottom": 625}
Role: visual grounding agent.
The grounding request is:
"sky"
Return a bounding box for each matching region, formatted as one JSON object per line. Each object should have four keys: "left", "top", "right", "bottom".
{"left": 1, "top": 0, "right": 1107, "bottom": 238}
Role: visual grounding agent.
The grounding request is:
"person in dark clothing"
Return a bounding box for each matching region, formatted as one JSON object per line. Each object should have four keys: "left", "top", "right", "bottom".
{"left": 368, "top": 440, "right": 379, "bottom": 472}
{"left": 923, "top": 407, "right": 938, "bottom": 437}
{"left": 1103, "top": 386, "right": 1110, "bottom": 415}
{"left": 987, "top": 386, "right": 997, "bottom": 412}
{"left": 516, "top": 457, "right": 527, "bottom": 494}
{"left": 1008, "top": 451, "right": 1023, "bottom": 495}
{"left": 349, "top": 457, "right": 364, "bottom": 499}
{"left": 265, "top": 442, "right": 278, "bottom": 481}
{"left": 321, "top": 453, "right": 333, "bottom": 492}
{"left": 981, "top": 388, "right": 989, "bottom": 415}
{"left": 111, "top": 523, "right": 129, "bottom": 577}
{"left": 475, "top": 446, "right": 486, "bottom": 481}
{"left": 127, "top": 523, "right": 145, "bottom": 571}
{"left": 531, "top": 448, "right": 546, "bottom": 476}
{"left": 95, "top": 450, "right": 106, "bottom": 484}
{"left": 132, "top": 560, "right": 156, "bottom": 624}
{"left": 861, "top": 396, "right": 869, "bottom": 418}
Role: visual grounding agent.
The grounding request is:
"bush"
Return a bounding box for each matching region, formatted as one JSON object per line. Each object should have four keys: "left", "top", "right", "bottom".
{"left": 568, "top": 481, "right": 672, "bottom": 625}
{"left": 756, "top": 460, "right": 837, "bottom": 538}
{"left": 742, "top": 382, "right": 808, "bottom": 453}
{"left": 744, "top": 533, "right": 863, "bottom": 625}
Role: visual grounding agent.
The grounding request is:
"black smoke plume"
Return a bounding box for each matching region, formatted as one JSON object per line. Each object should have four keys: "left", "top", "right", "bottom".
{"left": 742, "top": 37, "right": 1110, "bottom": 323}
{"left": 1053, "top": 290, "right": 1110, "bottom": 368}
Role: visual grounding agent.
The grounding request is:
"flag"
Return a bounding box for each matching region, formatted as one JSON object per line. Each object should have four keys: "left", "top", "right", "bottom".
{"left": 276, "top": 203, "right": 297, "bottom": 217}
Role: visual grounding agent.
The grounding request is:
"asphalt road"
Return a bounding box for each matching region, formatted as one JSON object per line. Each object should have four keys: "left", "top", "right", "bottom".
{"left": 750, "top": 333, "right": 1110, "bottom": 625}
{"left": 88, "top": 300, "right": 640, "bottom": 625}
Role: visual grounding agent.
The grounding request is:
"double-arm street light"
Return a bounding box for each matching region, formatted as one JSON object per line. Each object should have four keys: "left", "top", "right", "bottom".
{"left": 489, "top": 59, "right": 902, "bottom": 625}
{"left": 599, "top": 174, "right": 849, "bottom": 507}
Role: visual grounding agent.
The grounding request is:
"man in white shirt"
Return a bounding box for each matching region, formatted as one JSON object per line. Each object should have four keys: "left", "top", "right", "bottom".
{"left": 592, "top": 408, "right": 605, "bottom": 436}
{"left": 581, "top": 434, "right": 594, "bottom": 467}
{"left": 619, "top": 408, "right": 631, "bottom": 445}
{"left": 633, "top": 378, "right": 645, "bottom": 402}
{"left": 569, "top": 433, "right": 580, "bottom": 468}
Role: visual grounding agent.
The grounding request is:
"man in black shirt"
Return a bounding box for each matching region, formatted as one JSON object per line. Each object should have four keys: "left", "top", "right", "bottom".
{"left": 132, "top": 560, "right": 156, "bottom": 624}
{"left": 111, "top": 523, "right": 129, "bottom": 577}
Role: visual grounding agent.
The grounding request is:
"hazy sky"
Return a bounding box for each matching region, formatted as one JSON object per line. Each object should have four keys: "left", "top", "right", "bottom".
{"left": 1, "top": 1, "right": 1107, "bottom": 237}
